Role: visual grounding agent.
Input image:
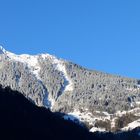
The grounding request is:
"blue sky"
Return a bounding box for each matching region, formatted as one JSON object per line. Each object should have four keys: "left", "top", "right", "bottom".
{"left": 0, "top": 0, "right": 140, "bottom": 78}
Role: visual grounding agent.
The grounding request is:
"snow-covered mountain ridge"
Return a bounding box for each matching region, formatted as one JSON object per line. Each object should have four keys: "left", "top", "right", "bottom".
{"left": 0, "top": 46, "right": 73, "bottom": 108}
{"left": 0, "top": 46, "right": 140, "bottom": 132}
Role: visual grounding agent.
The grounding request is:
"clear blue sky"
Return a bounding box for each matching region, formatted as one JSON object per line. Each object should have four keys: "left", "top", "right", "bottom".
{"left": 0, "top": 0, "right": 140, "bottom": 78}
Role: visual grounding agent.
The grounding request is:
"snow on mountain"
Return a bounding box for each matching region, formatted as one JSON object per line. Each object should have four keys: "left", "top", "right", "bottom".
{"left": 64, "top": 109, "right": 111, "bottom": 132}
{"left": 8, "top": 54, "right": 40, "bottom": 79}
{"left": 0, "top": 46, "right": 140, "bottom": 133}
{"left": 0, "top": 46, "right": 41, "bottom": 79}
{"left": 64, "top": 109, "right": 93, "bottom": 125}
{"left": 0, "top": 47, "right": 73, "bottom": 91}
{"left": 90, "top": 127, "right": 106, "bottom": 132}
{"left": 0, "top": 46, "right": 6, "bottom": 54}
{"left": 64, "top": 107, "right": 140, "bottom": 132}
{"left": 122, "top": 119, "right": 140, "bottom": 131}
{"left": 0, "top": 46, "right": 74, "bottom": 109}
{"left": 41, "top": 54, "right": 73, "bottom": 92}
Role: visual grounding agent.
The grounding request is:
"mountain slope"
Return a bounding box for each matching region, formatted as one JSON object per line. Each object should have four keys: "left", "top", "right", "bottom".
{"left": 0, "top": 46, "right": 140, "bottom": 132}
{"left": 0, "top": 85, "right": 140, "bottom": 140}
{"left": 0, "top": 85, "right": 99, "bottom": 140}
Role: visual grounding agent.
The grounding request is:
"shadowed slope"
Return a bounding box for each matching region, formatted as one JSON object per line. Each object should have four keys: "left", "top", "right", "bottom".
{"left": 0, "top": 85, "right": 100, "bottom": 140}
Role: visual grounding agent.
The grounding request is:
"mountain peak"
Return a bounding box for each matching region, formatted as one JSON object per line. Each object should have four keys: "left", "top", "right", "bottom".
{"left": 0, "top": 46, "right": 140, "bottom": 133}
{"left": 0, "top": 46, "right": 7, "bottom": 54}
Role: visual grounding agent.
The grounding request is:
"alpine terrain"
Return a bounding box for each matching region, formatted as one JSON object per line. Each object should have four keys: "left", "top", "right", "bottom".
{"left": 0, "top": 46, "right": 140, "bottom": 133}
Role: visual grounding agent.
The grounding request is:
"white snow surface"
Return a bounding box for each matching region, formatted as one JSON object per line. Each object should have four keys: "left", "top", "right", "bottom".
{"left": 137, "top": 84, "right": 140, "bottom": 88}
{"left": 64, "top": 108, "right": 140, "bottom": 132}
{"left": 90, "top": 127, "right": 106, "bottom": 133}
{"left": 0, "top": 46, "right": 7, "bottom": 54}
{"left": 122, "top": 119, "right": 140, "bottom": 131}
{"left": 41, "top": 54, "right": 74, "bottom": 92}
{"left": 2, "top": 48, "right": 41, "bottom": 79}
{"left": 0, "top": 46, "right": 74, "bottom": 108}
{"left": 41, "top": 54, "right": 74, "bottom": 108}
{"left": 64, "top": 109, "right": 109, "bottom": 132}
{"left": 1, "top": 47, "right": 73, "bottom": 92}
{"left": 64, "top": 109, "right": 94, "bottom": 123}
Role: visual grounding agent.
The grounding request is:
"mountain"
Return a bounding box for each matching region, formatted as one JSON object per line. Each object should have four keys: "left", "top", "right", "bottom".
{"left": 0, "top": 85, "right": 98, "bottom": 140}
{"left": 0, "top": 46, "right": 140, "bottom": 132}
{"left": 1, "top": 85, "right": 140, "bottom": 140}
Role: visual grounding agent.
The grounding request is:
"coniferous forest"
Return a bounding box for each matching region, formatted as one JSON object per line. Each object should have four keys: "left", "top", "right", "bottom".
{"left": 0, "top": 85, "right": 140, "bottom": 140}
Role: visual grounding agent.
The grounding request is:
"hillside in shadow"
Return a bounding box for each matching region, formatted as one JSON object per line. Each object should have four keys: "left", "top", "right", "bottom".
{"left": 0, "top": 85, "right": 100, "bottom": 140}
{"left": 0, "top": 85, "right": 140, "bottom": 140}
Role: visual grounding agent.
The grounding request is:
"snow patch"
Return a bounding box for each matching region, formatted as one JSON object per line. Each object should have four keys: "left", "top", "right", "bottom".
{"left": 53, "top": 59, "right": 73, "bottom": 92}
{"left": 41, "top": 54, "right": 74, "bottom": 92}
{"left": 135, "top": 101, "right": 140, "bottom": 105}
{"left": 90, "top": 127, "right": 106, "bottom": 133}
{"left": 137, "top": 84, "right": 140, "bottom": 88}
{"left": 1, "top": 48, "right": 53, "bottom": 108}
{"left": 0, "top": 46, "right": 7, "bottom": 54}
{"left": 122, "top": 119, "right": 140, "bottom": 131}
{"left": 64, "top": 110, "right": 93, "bottom": 124}
{"left": 64, "top": 108, "right": 140, "bottom": 132}
{"left": 47, "top": 96, "right": 55, "bottom": 109}
{"left": 4, "top": 50, "right": 41, "bottom": 80}
{"left": 64, "top": 109, "right": 108, "bottom": 132}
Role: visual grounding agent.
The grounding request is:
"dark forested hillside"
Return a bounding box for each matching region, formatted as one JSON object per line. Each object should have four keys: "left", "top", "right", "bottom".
{"left": 0, "top": 85, "right": 140, "bottom": 140}
{"left": 0, "top": 85, "right": 100, "bottom": 140}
